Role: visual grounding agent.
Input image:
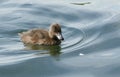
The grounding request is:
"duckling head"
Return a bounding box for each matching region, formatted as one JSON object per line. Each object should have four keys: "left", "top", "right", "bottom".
{"left": 49, "top": 23, "right": 64, "bottom": 41}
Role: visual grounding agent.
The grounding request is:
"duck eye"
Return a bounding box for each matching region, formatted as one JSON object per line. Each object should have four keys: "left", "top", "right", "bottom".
{"left": 57, "top": 29, "right": 61, "bottom": 33}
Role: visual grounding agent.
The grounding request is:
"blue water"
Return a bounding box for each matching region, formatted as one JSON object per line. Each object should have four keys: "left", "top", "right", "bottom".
{"left": 0, "top": 0, "right": 120, "bottom": 77}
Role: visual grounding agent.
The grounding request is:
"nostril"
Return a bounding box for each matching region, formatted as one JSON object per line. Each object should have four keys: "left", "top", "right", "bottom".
{"left": 62, "top": 38, "right": 64, "bottom": 41}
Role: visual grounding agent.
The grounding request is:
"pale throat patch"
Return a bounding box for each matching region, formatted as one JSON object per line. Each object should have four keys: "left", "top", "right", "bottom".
{"left": 56, "top": 33, "right": 62, "bottom": 40}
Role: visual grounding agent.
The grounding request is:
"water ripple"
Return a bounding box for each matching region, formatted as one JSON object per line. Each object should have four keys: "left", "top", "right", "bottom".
{"left": 0, "top": 0, "right": 120, "bottom": 77}
{"left": 0, "top": 24, "right": 85, "bottom": 65}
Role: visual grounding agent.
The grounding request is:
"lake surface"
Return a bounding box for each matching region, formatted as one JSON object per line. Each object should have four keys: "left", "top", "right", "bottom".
{"left": 0, "top": 0, "right": 120, "bottom": 77}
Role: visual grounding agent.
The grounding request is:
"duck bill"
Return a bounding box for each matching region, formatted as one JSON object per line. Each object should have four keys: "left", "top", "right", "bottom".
{"left": 56, "top": 33, "right": 64, "bottom": 41}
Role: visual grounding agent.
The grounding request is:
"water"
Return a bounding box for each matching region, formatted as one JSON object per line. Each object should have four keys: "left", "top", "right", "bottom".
{"left": 0, "top": 0, "right": 120, "bottom": 77}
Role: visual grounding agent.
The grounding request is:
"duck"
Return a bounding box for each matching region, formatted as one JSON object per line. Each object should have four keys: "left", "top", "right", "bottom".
{"left": 18, "top": 23, "right": 64, "bottom": 45}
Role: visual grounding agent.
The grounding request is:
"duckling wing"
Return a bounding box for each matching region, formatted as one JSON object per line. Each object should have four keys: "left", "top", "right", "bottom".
{"left": 30, "top": 29, "right": 49, "bottom": 43}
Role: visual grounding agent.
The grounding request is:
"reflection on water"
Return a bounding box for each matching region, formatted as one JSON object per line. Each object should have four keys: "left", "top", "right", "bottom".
{"left": 24, "top": 44, "right": 61, "bottom": 60}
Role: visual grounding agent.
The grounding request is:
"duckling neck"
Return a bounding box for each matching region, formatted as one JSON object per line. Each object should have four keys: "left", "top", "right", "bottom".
{"left": 48, "top": 31, "right": 58, "bottom": 40}
{"left": 48, "top": 30, "right": 53, "bottom": 38}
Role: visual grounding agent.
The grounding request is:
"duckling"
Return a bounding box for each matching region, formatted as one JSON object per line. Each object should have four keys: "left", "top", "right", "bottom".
{"left": 18, "top": 23, "right": 64, "bottom": 45}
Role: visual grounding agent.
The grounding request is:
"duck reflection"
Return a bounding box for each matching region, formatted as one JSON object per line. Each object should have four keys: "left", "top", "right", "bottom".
{"left": 24, "top": 44, "right": 61, "bottom": 60}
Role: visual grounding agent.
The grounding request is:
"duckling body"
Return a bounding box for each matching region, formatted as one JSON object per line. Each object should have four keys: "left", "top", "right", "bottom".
{"left": 19, "top": 23, "right": 64, "bottom": 45}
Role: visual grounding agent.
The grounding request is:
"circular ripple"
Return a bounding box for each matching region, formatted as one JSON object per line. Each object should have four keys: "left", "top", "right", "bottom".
{"left": 61, "top": 26, "right": 85, "bottom": 53}
{"left": 0, "top": 26, "right": 85, "bottom": 65}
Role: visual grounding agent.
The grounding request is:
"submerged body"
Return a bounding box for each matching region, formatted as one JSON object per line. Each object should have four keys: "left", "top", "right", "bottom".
{"left": 19, "top": 23, "right": 64, "bottom": 45}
